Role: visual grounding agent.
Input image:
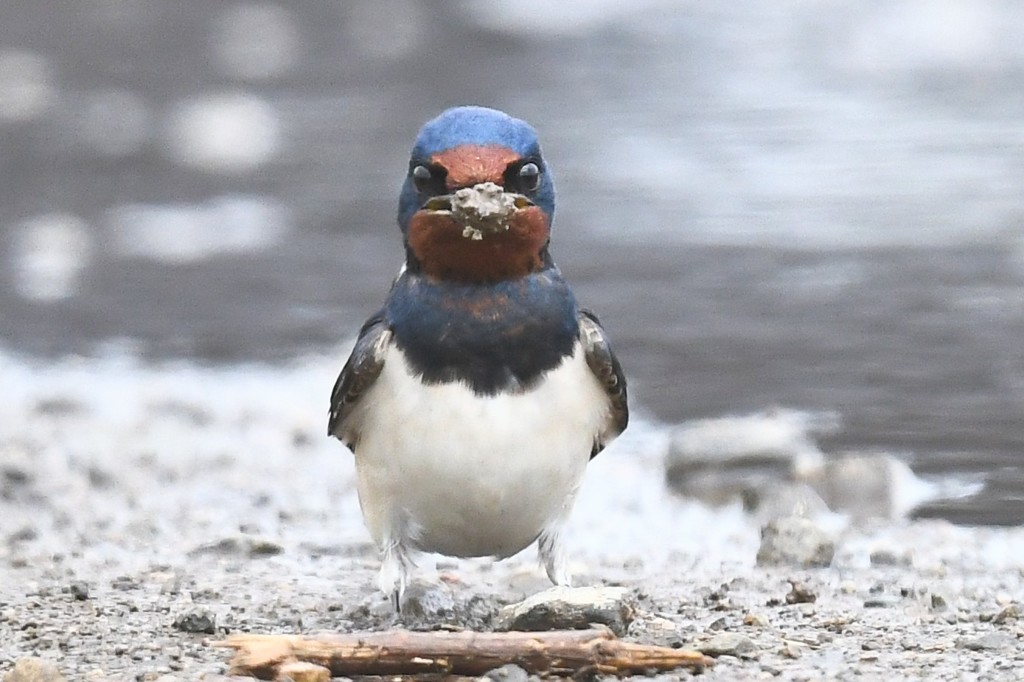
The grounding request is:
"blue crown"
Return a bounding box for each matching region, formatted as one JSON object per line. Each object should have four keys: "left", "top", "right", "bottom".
{"left": 412, "top": 106, "right": 540, "bottom": 158}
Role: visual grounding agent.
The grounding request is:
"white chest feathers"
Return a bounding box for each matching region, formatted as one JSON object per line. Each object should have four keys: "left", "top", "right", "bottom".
{"left": 347, "top": 341, "right": 611, "bottom": 559}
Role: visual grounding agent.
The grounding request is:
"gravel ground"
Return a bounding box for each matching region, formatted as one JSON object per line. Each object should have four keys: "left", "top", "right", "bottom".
{"left": 1, "top": 349, "right": 1023, "bottom": 680}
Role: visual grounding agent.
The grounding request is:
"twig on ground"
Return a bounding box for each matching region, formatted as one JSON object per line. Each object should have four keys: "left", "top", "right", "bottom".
{"left": 214, "top": 626, "right": 711, "bottom": 678}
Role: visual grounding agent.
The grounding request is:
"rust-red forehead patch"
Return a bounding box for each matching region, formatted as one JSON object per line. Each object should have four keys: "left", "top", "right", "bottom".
{"left": 431, "top": 144, "right": 521, "bottom": 189}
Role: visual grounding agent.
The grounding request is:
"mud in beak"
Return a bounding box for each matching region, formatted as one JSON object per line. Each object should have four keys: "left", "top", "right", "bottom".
{"left": 423, "top": 182, "right": 534, "bottom": 240}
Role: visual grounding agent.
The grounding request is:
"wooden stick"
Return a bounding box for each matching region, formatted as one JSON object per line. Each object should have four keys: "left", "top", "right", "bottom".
{"left": 214, "top": 627, "right": 711, "bottom": 678}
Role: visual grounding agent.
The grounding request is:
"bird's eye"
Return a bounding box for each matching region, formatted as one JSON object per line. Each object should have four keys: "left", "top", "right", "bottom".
{"left": 412, "top": 165, "right": 432, "bottom": 192}
{"left": 518, "top": 162, "right": 541, "bottom": 192}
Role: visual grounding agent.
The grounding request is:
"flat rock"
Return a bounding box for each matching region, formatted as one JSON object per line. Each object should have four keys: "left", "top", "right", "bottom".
{"left": 756, "top": 516, "right": 835, "bottom": 568}
{"left": 957, "top": 631, "right": 1015, "bottom": 651}
{"left": 699, "top": 632, "right": 757, "bottom": 658}
{"left": 495, "top": 586, "right": 635, "bottom": 636}
{"left": 4, "top": 657, "right": 67, "bottom": 682}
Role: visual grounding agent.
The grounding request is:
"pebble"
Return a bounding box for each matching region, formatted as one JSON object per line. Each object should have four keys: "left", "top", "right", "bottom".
{"left": 785, "top": 581, "right": 817, "bottom": 605}
{"left": 2, "top": 465, "right": 31, "bottom": 486}
{"left": 869, "top": 549, "right": 909, "bottom": 566}
{"left": 8, "top": 526, "right": 37, "bottom": 543}
{"left": 399, "top": 580, "right": 456, "bottom": 619}
{"left": 864, "top": 596, "right": 901, "bottom": 608}
{"left": 187, "top": 536, "right": 283, "bottom": 558}
{"left": 756, "top": 517, "right": 835, "bottom": 568}
{"left": 929, "top": 593, "right": 948, "bottom": 611}
{"left": 495, "top": 586, "right": 635, "bottom": 636}
{"left": 699, "top": 632, "right": 757, "bottom": 658}
{"left": 626, "top": 615, "right": 684, "bottom": 648}
{"left": 992, "top": 603, "right": 1020, "bottom": 624}
{"left": 956, "top": 631, "right": 1015, "bottom": 651}
{"left": 69, "top": 581, "right": 90, "bottom": 601}
{"left": 480, "top": 664, "right": 530, "bottom": 682}
{"left": 4, "top": 657, "right": 67, "bottom": 682}
{"left": 781, "top": 640, "right": 808, "bottom": 659}
{"left": 171, "top": 607, "right": 216, "bottom": 634}
{"left": 743, "top": 612, "right": 770, "bottom": 627}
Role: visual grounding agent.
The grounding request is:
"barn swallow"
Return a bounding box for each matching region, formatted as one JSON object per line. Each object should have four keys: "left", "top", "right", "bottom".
{"left": 328, "top": 106, "right": 628, "bottom": 609}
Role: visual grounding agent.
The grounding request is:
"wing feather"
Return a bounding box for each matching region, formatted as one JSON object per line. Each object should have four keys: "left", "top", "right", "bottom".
{"left": 578, "top": 309, "right": 629, "bottom": 458}
{"left": 327, "top": 312, "right": 392, "bottom": 451}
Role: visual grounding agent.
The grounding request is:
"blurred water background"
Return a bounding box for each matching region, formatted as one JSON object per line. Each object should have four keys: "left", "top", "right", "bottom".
{"left": 1, "top": 1, "right": 1023, "bottom": 524}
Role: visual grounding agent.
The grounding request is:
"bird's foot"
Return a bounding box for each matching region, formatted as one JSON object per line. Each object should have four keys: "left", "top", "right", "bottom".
{"left": 377, "top": 542, "right": 414, "bottom": 612}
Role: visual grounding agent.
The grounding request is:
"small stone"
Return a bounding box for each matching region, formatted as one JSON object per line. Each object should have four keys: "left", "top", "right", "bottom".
{"left": 496, "top": 586, "right": 635, "bottom": 636}
{"left": 276, "top": 661, "right": 330, "bottom": 682}
{"left": 4, "top": 657, "right": 67, "bottom": 682}
{"left": 785, "top": 581, "right": 817, "bottom": 605}
{"left": 993, "top": 603, "right": 1020, "bottom": 624}
{"left": 626, "top": 616, "right": 683, "bottom": 648}
{"left": 8, "top": 526, "right": 37, "bottom": 543}
{"left": 480, "top": 663, "right": 530, "bottom": 682}
{"left": 247, "top": 538, "right": 285, "bottom": 557}
{"left": 69, "top": 581, "right": 90, "bottom": 601}
{"left": 188, "top": 536, "right": 283, "bottom": 558}
{"left": 399, "top": 580, "right": 455, "bottom": 619}
{"left": 743, "top": 612, "right": 769, "bottom": 627}
{"left": 781, "top": 640, "right": 807, "bottom": 659}
{"left": 2, "top": 465, "right": 31, "bottom": 486}
{"left": 756, "top": 517, "right": 835, "bottom": 568}
{"left": 899, "top": 638, "right": 919, "bottom": 651}
{"left": 172, "top": 607, "right": 216, "bottom": 634}
{"left": 864, "top": 596, "right": 901, "bottom": 608}
{"left": 929, "top": 593, "right": 948, "bottom": 611}
{"left": 869, "top": 549, "right": 908, "bottom": 566}
{"left": 699, "top": 632, "right": 757, "bottom": 658}
{"left": 111, "top": 575, "right": 140, "bottom": 591}
{"left": 957, "top": 631, "right": 1015, "bottom": 651}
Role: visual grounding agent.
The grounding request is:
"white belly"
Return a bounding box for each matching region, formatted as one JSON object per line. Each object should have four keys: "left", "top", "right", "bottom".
{"left": 348, "top": 342, "right": 609, "bottom": 558}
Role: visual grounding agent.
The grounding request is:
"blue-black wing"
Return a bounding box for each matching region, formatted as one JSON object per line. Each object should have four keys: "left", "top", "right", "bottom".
{"left": 328, "top": 312, "right": 392, "bottom": 451}
{"left": 578, "top": 309, "right": 629, "bottom": 458}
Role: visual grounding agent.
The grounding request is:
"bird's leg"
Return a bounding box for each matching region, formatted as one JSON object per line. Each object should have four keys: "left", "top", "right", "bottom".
{"left": 377, "top": 540, "right": 414, "bottom": 611}
{"left": 538, "top": 526, "right": 572, "bottom": 587}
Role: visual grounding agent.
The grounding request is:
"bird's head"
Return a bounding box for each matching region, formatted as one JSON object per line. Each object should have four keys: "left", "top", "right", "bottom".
{"left": 398, "top": 106, "right": 555, "bottom": 283}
